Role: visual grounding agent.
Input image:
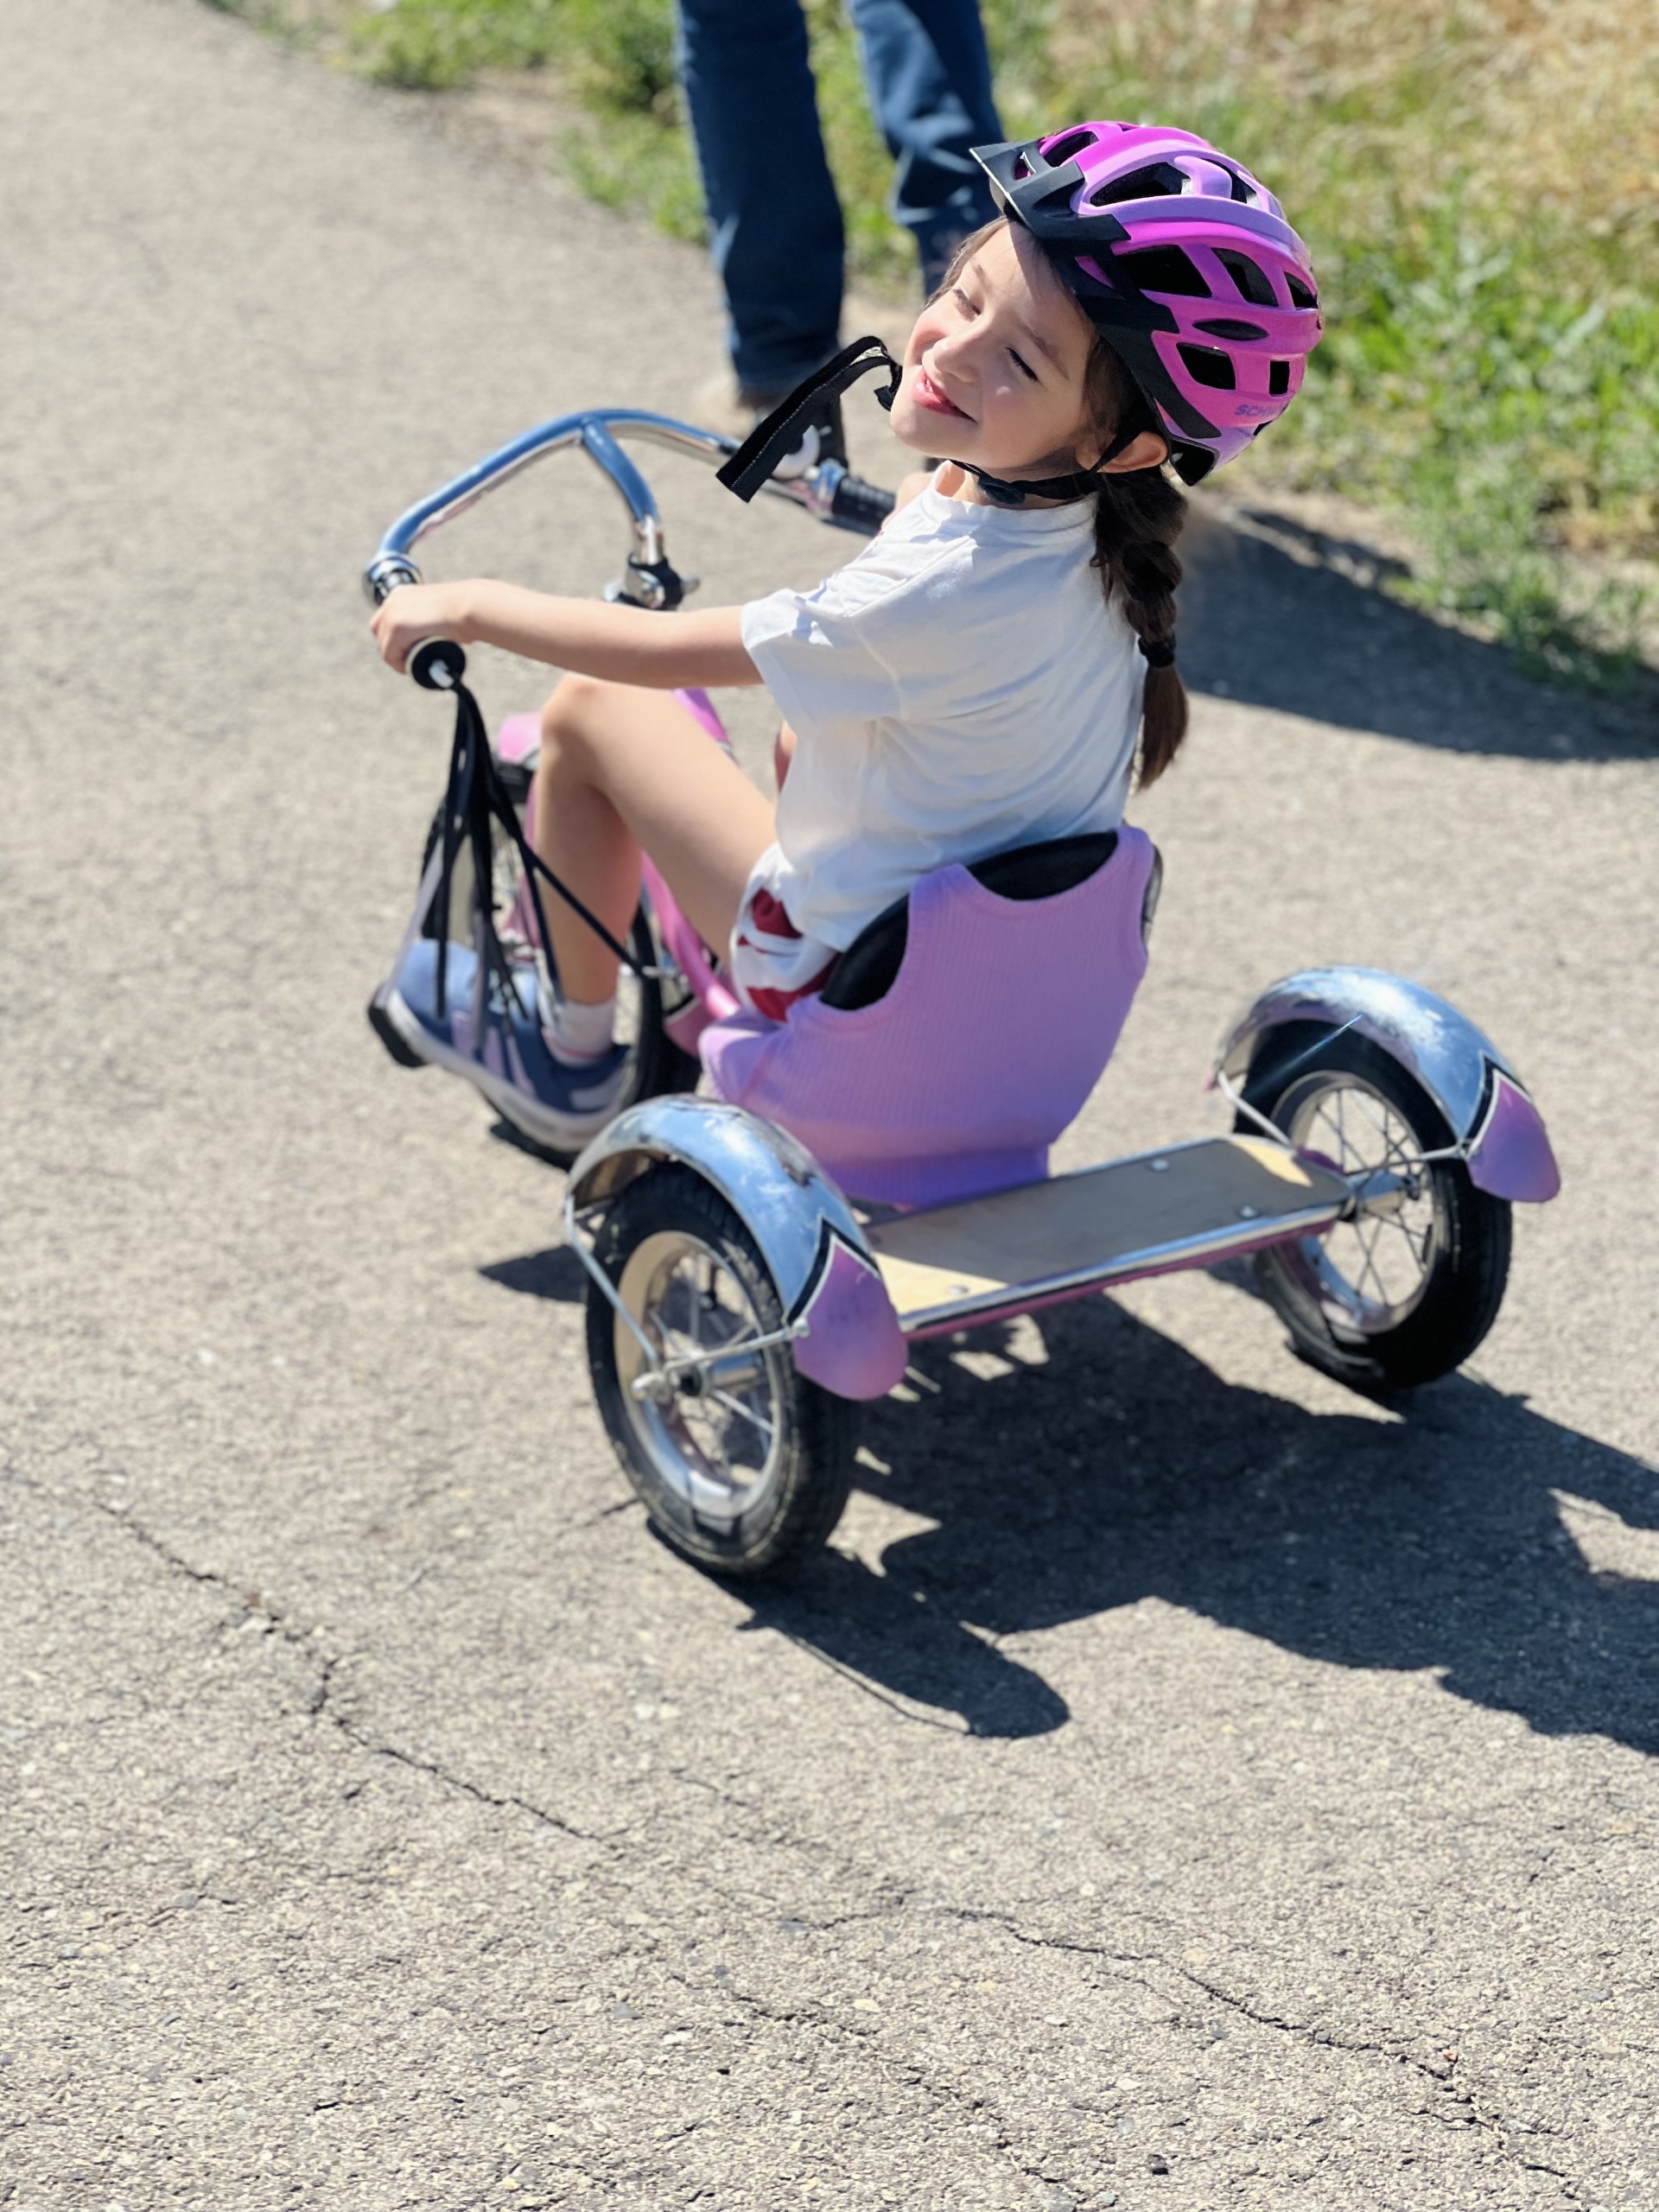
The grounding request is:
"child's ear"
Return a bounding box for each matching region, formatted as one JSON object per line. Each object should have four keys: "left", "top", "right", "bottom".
{"left": 1100, "top": 430, "right": 1171, "bottom": 475}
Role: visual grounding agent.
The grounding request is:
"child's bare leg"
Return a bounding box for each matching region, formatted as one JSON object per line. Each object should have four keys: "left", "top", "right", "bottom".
{"left": 534, "top": 676, "right": 775, "bottom": 1007}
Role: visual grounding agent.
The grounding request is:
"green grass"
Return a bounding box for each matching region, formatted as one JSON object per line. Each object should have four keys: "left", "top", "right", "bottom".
{"left": 213, "top": 0, "right": 1657, "bottom": 686}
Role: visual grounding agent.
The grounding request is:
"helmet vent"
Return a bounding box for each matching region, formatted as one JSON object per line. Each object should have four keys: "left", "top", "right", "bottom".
{"left": 1088, "top": 162, "right": 1187, "bottom": 207}
{"left": 1228, "top": 170, "right": 1255, "bottom": 205}
{"left": 1268, "top": 359, "right": 1292, "bottom": 396}
{"left": 1216, "top": 249, "right": 1277, "bottom": 308}
{"left": 1196, "top": 318, "right": 1267, "bottom": 341}
{"left": 1285, "top": 270, "right": 1319, "bottom": 310}
{"left": 1178, "top": 343, "right": 1237, "bottom": 391}
{"left": 1042, "top": 130, "right": 1095, "bottom": 168}
{"left": 1117, "top": 245, "right": 1209, "bottom": 297}
{"left": 1012, "top": 151, "right": 1032, "bottom": 181}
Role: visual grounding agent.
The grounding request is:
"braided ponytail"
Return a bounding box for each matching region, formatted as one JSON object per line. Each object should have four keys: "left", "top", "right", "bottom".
{"left": 1084, "top": 340, "right": 1189, "bottom": 785}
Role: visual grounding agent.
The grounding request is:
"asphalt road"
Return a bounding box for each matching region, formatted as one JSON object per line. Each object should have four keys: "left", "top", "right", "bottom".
{"left": 3, "top": 4, "right": 1656, "bottom": 2208}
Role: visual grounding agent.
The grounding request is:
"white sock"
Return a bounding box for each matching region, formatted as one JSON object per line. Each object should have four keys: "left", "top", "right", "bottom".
{"left": 541, "top": 989, "right": 616, "bottom": 1066}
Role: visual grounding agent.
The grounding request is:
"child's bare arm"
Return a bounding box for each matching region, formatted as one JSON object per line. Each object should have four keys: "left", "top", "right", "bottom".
{"left": 371, "top": 580, "right": 762, "bottom": 688}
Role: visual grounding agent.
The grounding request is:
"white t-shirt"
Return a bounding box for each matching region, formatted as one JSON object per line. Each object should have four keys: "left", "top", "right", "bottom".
{"left": 737, "top": 480, "right": 1144, "bottom": 995}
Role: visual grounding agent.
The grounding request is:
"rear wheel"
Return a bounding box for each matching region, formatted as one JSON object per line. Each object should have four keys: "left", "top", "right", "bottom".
{"left": 1241, "top": 1027, "right": 1511, "bottom": 1391}
{"left": 585, "top": 1165, "right": 858, "bottom": 1576}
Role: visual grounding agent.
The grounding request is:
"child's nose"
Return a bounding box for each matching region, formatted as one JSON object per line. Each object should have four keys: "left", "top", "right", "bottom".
{"left": 930, "top": 323, "right": 979, "bottom": 374}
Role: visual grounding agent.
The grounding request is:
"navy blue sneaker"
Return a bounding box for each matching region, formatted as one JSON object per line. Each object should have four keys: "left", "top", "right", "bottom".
{"left": 378, "top": 939, "right": 628, "bottom": 1154}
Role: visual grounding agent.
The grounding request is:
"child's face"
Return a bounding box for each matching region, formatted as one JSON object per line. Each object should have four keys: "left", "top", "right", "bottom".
{"left": 889, "top": 223, "right": 1103, "bottom": 487}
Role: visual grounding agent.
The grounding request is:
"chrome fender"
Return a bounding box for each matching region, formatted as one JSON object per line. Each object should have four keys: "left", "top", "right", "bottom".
{"left": 567, "top": 1096, "right": 908, "bottom": 1399}
{"left": 1214, "top": 967, "right": 1560, "bottom": 1204}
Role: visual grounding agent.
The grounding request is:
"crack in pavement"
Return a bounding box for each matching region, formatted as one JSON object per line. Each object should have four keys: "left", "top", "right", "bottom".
{"left": 325, "top": 1708, "right": 606, "bottom": 1844}
{"left": 915, "top": 1899, "right": 1592, "bottom": 2206}
{"left": 1173, "top": 1965, "right": 1588, "bottom": 2205}
{"left": 791, "top": 1900, "right": 1592, "bottom": 2208}
{"left": 69, "top": 1481, "right": 609, "bottom": 1845}
{"left": 660, "top": 1962, "right": 1095, "bottom": 2207}
{"left": 27, "top": 1473, "right": 1593, "bottom": 2207}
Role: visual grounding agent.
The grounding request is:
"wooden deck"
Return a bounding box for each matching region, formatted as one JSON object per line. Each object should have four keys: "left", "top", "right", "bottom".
{"left": 867, "top": 1136, "right": 1350, "bottom": 1332}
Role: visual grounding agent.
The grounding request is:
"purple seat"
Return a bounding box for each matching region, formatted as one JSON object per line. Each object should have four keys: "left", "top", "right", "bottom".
{"left": 701, "top": 827, "right": 1158, "bottom": 1209}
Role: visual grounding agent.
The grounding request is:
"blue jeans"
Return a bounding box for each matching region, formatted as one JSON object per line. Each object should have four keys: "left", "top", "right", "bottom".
{"left": 677, "top": 0, "right": 1004, "bottom": 396}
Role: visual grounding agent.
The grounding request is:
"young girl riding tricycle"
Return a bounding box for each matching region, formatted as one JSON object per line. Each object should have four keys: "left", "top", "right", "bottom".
{"left": 365, "top": 124, "right": 1559, "bottom": 1574}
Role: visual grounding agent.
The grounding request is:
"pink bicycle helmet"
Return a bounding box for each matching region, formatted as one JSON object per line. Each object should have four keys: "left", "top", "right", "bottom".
{"left": 974, "top": 123, "right": 1323, "bottom": 483}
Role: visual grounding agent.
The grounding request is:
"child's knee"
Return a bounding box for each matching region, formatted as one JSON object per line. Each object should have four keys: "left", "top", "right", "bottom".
{"left": 539, "top": 671, "right": 611, "bottom": 757}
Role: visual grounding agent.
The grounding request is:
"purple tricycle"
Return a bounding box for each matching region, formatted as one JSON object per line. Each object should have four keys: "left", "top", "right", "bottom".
{"left": 365, "top": 410, "right": 1560, "bottom": 1577}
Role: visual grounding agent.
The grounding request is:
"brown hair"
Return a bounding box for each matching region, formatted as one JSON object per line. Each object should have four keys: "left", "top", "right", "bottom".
{"left": 934, "top": 221, "right": 1190, "bottom": 786}
{"left": 1081, "top": 339, "right": 1188, "bottom": 785}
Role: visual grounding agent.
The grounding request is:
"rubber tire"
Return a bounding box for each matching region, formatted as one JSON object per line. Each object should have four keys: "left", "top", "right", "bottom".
{"left": 585, "top": 1165, "right": 859, "bottom": 1577}
{"left": 1240, "top": 1025, "right": 1512, "bottom": 1393}
{"left": 416, "top": 797, "right": 700, "bottom": 1164}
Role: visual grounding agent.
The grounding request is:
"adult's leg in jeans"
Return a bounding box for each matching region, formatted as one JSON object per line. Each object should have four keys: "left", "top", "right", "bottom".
{"left": 677, "top": 0, "right": 844, "bottom": 397}
{"left": 847, "top": 0, "right": 1003, "bottom": 292}
{"left": 533, "top": 677, "right": 775, "bottom": 1007}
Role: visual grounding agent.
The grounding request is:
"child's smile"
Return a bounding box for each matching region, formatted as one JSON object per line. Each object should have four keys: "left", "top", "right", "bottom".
{"left": 911, "top": 362, "right": 974, "bottom": 421}
{"left": 888, "top": 222, "right": 1100, "bottom": 493}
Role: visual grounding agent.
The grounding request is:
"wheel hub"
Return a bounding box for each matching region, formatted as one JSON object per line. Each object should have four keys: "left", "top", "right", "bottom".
{"left": 613, "top": 1229, "right": 785, "bottom": 1521}
{"left": 1275, "top": 1071, "right": 1441, "bottom": 1333}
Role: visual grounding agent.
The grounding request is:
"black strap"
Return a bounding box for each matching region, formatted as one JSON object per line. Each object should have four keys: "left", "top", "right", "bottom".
{"left": 952, "top": 411, "right": 1160, "bottom": 508}
{"left": 954, "top": 460, "right": 1102, "bottom": 507}
{"left": 429, "top": 671, "right": 651, "bottom": 1020}
{"left": 716, "top": 335, "right": 902, "bottom": 502}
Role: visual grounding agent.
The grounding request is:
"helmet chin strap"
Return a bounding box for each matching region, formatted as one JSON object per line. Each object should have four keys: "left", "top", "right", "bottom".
{"left": 950, "top": 461, "right": 1100, "bottom": 507}
{"left": 950, "top": 417, "right": 1157, "bottom": 507}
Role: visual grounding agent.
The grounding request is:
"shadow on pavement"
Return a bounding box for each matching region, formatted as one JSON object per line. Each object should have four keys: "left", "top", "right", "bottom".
{"left": 753, "top": 1294, "right": 1659, "bottom": 1748}
{"left": 1182, "top": 504, "right": 1656, "bottom": 762}
{"left": 480, "top": 1244, "right": 589, "bottom": 1303}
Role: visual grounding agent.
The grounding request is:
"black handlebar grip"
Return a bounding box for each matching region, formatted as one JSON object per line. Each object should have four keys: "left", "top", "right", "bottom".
{"left": 410, "top": 638, "right": 467, "bottom": 690}
{"left": 830, "top": 473, "right": 896, "bottom": 536}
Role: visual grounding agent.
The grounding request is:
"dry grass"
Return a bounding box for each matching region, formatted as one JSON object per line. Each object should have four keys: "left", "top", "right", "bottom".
{"left": 1047, "top": 0, "right": 1657, "bottom": 265}
{"left": 208, "top": 0, "right": 1659, "bottom": 677}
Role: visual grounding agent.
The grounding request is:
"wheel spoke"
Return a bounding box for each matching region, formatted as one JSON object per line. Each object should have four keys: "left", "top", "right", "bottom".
{"left": 709, "top": 1388, "right": 776, "bottom": 1442}
{"left": 1276, "top": 1067, "right": 1459, "bottom": 1339}
{"left": 1393, "top": 1214, "right": 1430, "bottom": 1266}
{"left": 1357, "top": 1220, "right": 1391, "bottom": 1308}
{"left": 1348, "top": 1088, "right": 1394, "bottom": 1154}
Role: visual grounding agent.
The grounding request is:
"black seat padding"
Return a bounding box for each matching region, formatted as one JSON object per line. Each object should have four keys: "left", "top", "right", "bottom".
{"left": 818, "top": 830, "right": 1120, "bottom": 1013}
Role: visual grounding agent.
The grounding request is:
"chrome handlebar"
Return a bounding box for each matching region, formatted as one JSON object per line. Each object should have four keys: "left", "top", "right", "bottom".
{"left": 363, "top": 408, "right": 893, "bottom": 613}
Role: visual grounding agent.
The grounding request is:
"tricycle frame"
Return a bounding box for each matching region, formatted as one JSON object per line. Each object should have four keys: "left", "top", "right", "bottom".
{"left": 366, "top": 402, "right": 1562, "bottom": 1574}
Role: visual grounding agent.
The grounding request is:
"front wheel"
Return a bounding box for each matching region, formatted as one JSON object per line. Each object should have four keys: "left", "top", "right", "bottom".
{"left": 585, "top": 1165, "right": 859, "bottom": 1576}
{"left": 1241, "top": 1027, "right": 1511, "bottom": 1392}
